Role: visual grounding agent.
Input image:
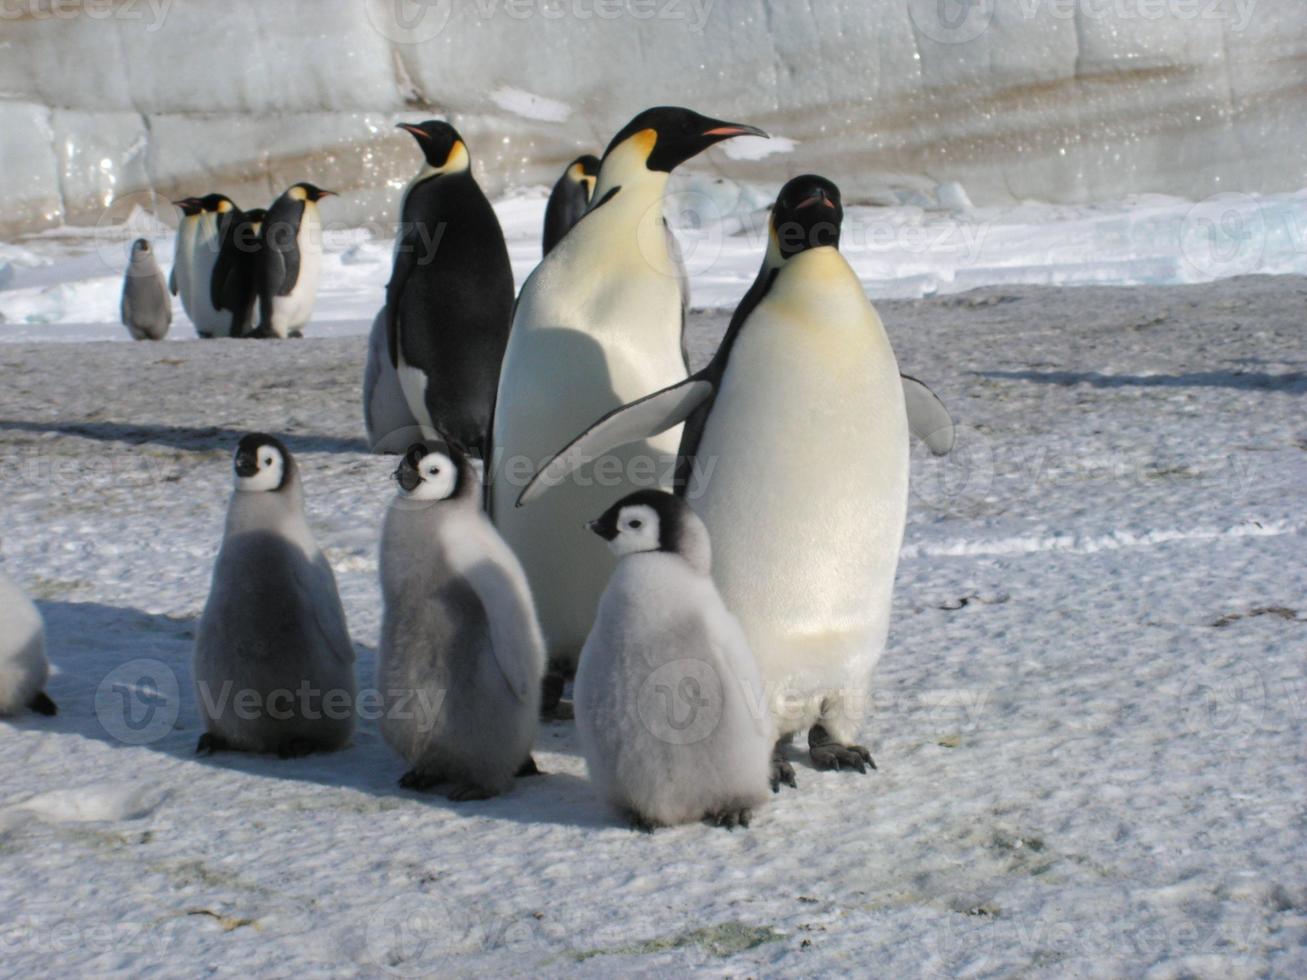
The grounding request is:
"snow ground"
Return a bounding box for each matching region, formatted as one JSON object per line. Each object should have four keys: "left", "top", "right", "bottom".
{"left": 0, "top": 271, "right": 1305, "bottom": 976}
{"left": 2, "top": 187, "right": 1306, "bottom": 343}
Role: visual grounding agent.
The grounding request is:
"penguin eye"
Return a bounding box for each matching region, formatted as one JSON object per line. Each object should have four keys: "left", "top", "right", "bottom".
{"left": 629, "top": 519, "right": 643, "bottom": 530}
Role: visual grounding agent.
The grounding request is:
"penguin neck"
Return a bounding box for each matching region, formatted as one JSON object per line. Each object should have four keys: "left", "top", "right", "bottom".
{"left": 592, "top": 137, "right": 669, "bottom": 212}
{"left": 225, "top": 468, "right": 308, "bottom": 537}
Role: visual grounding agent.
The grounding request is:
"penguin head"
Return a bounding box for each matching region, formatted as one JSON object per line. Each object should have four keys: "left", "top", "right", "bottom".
{"left": 198, "top": 193, "right": 236, "bottom": 215}
{"left": 602, "top": 107, "right": 767, "bottom": 175}
{"left": 394, "top": 441, "right": 477, "bottom": 503}
{"left": 568, "top": 154, "right": 601, "bottom": 199}
{"left": 771, "top": 175, "right": 844, "bottom": 260}
{"left": 233, "top": 434, "right": 291, "bottom": 493}
{"left": 173, "top": 197, "right": 203, "bottom": 217}
{"left": 130, "top": 238, "right": 152, "bottom": 255}
{"left": 245, "top": 208, "right": 268, "bottom": 230}
{"left": 587, "top": 489, "right": 711, "bottom": 570}
{"left": 397, "top": 120, "right": 470, "bottom": 175}
{"left": 288, "top": 183, "right": 336, "bottom": 204}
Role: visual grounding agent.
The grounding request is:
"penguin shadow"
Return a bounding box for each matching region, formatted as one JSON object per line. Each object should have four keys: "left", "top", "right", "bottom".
{"left": 30, "top": 600, "right": 607, "bottom": 830}
{"left": 0, "top": 420, "right": 366, "bottom": 456}
{"left": 975, "top": 368, "right": 1307, "bottom": 392}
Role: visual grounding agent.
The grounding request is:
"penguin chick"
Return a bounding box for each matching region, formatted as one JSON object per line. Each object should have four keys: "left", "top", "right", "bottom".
{"left": 576, "top": 490, "right": 773, "bottom": 831}
{"left": 193, "top": 434, "right": 356, "bottom": 757}
{"left": 0, "top": 568, "right": 56, "bottom": 717}
{"left": 377, "top": 441, "right": 545, "bottom": 800}
{"left": 542, "top": 154, "right": 599, "bottom": 256}
{"left": 121, "top": 238, "right": 172, "bottom": 341}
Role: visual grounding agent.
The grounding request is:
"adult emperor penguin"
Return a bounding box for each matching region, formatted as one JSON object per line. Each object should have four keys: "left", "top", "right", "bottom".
{"left": 363, "top": 306, "right": 421, "bottom": 453}
{"left": 211, "top": 206, "right": 267, "bottom": 338}
{"left": 377, "top": 441, "right": 544, "bottom": 800}
{"left": 185, "top": 193, "right": 239, "bottom": 338}
{"left": 519, "top": 176, "right": 953, "bottom": 785}
{"left": 120, "top": 238, "right": 172, "bottom": 341}
{"left": 194, "top": 434, "right": 356, "bottom": 757}
{"left": 257, "top": 183, "right": 334, "bottom": 338}
{"left": 169, "top": 197, "right": 201, "bottom": 304}
{"left": 577, "top": 490, "right": 772, "bottom": 829}
{"left": 385, "top": 121, "right": 513, "bottom": 455}
{"left": 490, "top": 107, "right": 766, "bottom": 682}
{"left": 541, "top": 154, "right": 599, "bottom": 256}
{"left": 0, "top": 568, "right": 56, "bottom": 717}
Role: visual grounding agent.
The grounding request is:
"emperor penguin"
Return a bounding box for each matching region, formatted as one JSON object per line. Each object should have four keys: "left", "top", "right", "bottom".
{"left": 0, "top": 568, "right": 56, "bottom": 717}
{"left": 193, "top": 434, "right": 356, "bottom": 757}
{"left": 257, "top": 183, "right": 334, "bottom": 338}
{"left": 363, "top": 305, "right": 422, "bottom": 453}
{"left": 541, "top": 154, "right": 599, "bottom": 256}
{"left": 120, "top": 238, "right": 172, "bottom": 341}
{"left": 489, "top": 107, "right": 766, "bottom": 681}
{"left": 385, "top": 121, "right": 513, "bottom": 456}
{"left": 185, "top": 193, "right": 239, "bottom": 338}
{"left": 377, "top": 441, "right": 544, "bottom": 800}
{"left": 577, "top": 490, "right": 772, "bottom": 830}
{"left": 211, "top": 206, "right": 267, "bottom": 338}
{"left": 169, "top": 197, "right": 202, "bottom": 305}
{"left": 518, "top": 176, "right": 955, "bottom": 786}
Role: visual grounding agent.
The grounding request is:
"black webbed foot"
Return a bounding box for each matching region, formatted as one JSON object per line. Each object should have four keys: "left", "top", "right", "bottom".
{"left": 26, "top": 691, "right": 57, "bottom": 716}
{"left": 770, "top": 739, "right": 797, "bottom": 793}
{"left": 706, "top": 808, "right": 752, "bottom": 831}
{"left": 808, "top": 724, "right": 876, "bottom": 773}
{"left": 196, "top": 733, "right": 229, "bottom": 755}
{"left": 398, "top": 769, "right": 446, "bottom": 791}
{"left": 515, "top": 755, "right": 543, "bottom": 778}
{"left": 275, "top": 738, "right": 318, "bottom": 759}
{"left": 447, "top": 783, "right": 494, "bottom": 802}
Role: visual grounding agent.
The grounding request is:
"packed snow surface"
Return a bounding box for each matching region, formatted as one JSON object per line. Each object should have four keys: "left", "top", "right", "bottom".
{"left": 1, "top": 272, "right": 1304, "bottom": 975}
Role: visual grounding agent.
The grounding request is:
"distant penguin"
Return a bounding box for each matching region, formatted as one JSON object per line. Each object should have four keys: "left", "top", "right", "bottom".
{"left": 519, "top": 176, "right": 949, "bottom": 786}
{"left": 169, "top": 197, "right": 202, "bottom": 304}
{"left": 490, "top": 107, "right": 766, "bottom": 680}
{"left": 120, "top": 238, "right": 172, "bottom": 341}
{"left": 386, "top": 121, "right": 514, "bottom": 455}
{"left": 194, "top": 434, "right": 356, "bottom": 757}
{"left": 377, "top": 441, "right": 544, "bottom": 800}
{"left": 541, "top": 154, "right": 599, "bottom": 256}
{"left": 211, "top": 206, "right": 267, "bottom": 338}
{"left": 577, "top": 490, "right": 772, "bottom": 830}
{"left": 185, "top": 193, "right": 239, "bottom": 338}
{"left": 363, "top": 306, "right": 421, "bottom": 453}
{"left": 257, "top": 183, "right": 334, "bottom": 339}
{"left": 0, "top": 568, "right": 56, "bottom": 717}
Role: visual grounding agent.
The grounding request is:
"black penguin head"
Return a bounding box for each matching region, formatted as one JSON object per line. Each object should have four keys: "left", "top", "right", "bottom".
{"left": 771, "top": 175, "right": 844, "bottom": 260}
{"left": 233, "top": 433, "right": 292, "bottom": 493}
{"left": 198, "top": 193, "right": 236, "bottom": 215}
{"left": 587, "top": 489, "right": 706, "bottom": 563}
{"left": 568, "top": 154, "right": 601, "bottom": 201}
{"left": 394, "top": 441, "right": 476, "bottom": 502}
{"left": 602, "top": 107, "right": 768, "bottom": 174}
{"left": 397, "top": 120, "right": 470, "bottom": 174}
{"left": 173, "top": 197, "right": 203, "bottom": 217}
{"left": 131, "top": 238, "right": 151, "bottom": 255}
{"left": 245, "top": 208, "right": 268, "bottom": 227}
{"left": 288, "top": 183, "right": 336, "bottom": 204}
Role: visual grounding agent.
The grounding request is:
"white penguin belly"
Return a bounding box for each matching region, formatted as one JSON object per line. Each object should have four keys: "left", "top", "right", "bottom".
{"left": 188, "top": 218, "right": 229, "bottom": 337}
{"left": 492, "top": 253, "right": 687, "bottom": 661}
{"left": 688, "top": 254, "right": 909, "bottom": 731}
{"left": 268, "top": 219, "right": 321, "bottom": 337}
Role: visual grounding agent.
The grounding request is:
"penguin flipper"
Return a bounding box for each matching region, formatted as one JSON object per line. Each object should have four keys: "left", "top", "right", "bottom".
{"left": 462, "top": 556, "right": 542, "bottom": 705}
{"left": 168, "top": 265, "right": 177, "bottom": 296}
{"left": 292, "top": 553, "right": 355, "bottom": 666}
{"left": 384, "top": 226, "right": 423, "bottom": 369}
{"left": 901, "top": 374, "right": 955, "bottom": 456}
{"left": 516, "top": 378, "right": 715, "bottom": 508}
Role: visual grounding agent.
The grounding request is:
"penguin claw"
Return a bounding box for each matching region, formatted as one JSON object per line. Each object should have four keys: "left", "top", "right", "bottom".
{"left": 196, "top": 733, "right": 229, "bottom": 756}
{"left": 770, "top": 758, "right": 797, "bottom": 793}
{"left": 628, "top": 813, "right": 658, "bottom": 835}
{"left": 808, "top": 724, "right": 876, "bottom": 773}
{"left": 398, "top": 769, "right": 444, "bottom": 791}
{"left": 707, "top": 808, "right": 752, "bottom": 831}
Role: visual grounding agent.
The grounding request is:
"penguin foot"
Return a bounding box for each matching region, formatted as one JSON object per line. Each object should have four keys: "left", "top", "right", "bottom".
{"left": 539, "top": 671, "right": 565, "bottom": 717}
{"left": 628, "top": 812, "right": 659, "bottom": 835}
{"left": 275, "top": 738, "right": 319, "bottom": 760}
{"left": 515, "top": 755, "right": 543, "bottom": 778}
{"left": 706, "top": 808, "right": 752, "bottom": 831}
{"left": 447, "top": 783, "right": 494, "bottom": 803}
{"left": 288, "top": 330, "right": 303, "bottom": 339}
{"left": 770, "top": 741, "right": 797, "bottom": 793}
{"left": 808, "top": 725, "right": 876, "bottom": 773}
{"left": 196, "top": 733, "right": 230, "bottom": 755}
{"left": 398, "top": 769, "right": 446, "bottom": 791}
{"left": 26, "top": 691, "right": 57, "bottom": 716}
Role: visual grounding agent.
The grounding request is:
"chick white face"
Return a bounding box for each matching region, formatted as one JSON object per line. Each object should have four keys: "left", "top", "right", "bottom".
{"left": 234, "top": 442, "right": 285, "bottom": 493}
{"left": 593, "top": 504, "right": 661, "bottom": 558}
{"left": 398, "top": 449, "right": 457, "bottom": 501}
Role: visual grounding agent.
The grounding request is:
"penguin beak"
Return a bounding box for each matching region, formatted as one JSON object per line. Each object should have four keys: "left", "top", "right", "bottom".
{"left": 316, "top": 189, "right": 337, "bottom": 198}
{"left": 797, "top": 189, "right": 835, "bottom": 210}
{"left": 234, "top": 453, "right": 258, "bottom": 478}
{"left": 396, "top": 123, "right": 427, "bottom": 139}
{"left": 585, "top": 520, "right": 600, "bottom": 533}
{"left": 701, "top": 122, "right": 769, "bottom": 141}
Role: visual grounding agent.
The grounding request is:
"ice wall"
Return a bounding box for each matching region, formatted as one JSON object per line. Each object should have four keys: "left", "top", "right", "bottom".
{"left": 1, "top": 0, "right": 1304, "bottom": 236}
